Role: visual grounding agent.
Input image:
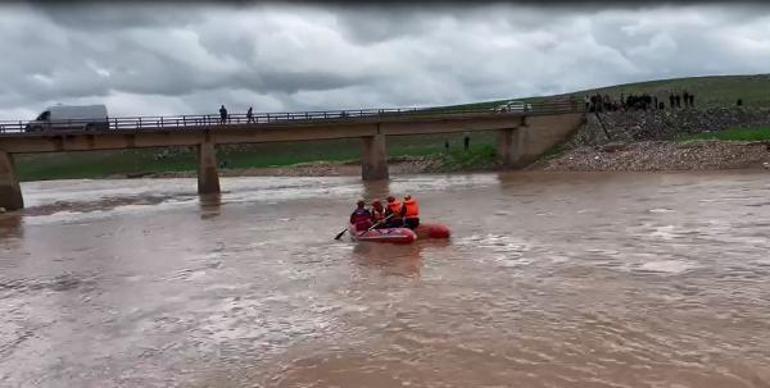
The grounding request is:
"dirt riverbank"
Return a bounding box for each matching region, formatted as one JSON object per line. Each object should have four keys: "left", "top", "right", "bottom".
{"left": 116, "top": 156, "right": 447, "bottom": 179}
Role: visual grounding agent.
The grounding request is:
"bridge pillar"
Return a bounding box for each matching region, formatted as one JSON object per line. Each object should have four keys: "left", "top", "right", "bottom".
{"left": 197, "top": 138, "right": 221, "bottom": 195}
{"left": 361, "top": 133, "right": 389, "bottom": 181}
{"left": 497, "top": 127, "right": 521, "bottom": 168}
{"left": 0, "top": 150, "right": 23, "bottom": 211}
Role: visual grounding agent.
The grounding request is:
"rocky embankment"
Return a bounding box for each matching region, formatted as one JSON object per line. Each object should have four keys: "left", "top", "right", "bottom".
{"left": 536, "top": 107, "right": 770, "bottom": 171}
{"left": 532, "top": 140, "right": 770, "bottom": 171}
{"left": 570, "top": 106, "right": 770, "bottom": 145}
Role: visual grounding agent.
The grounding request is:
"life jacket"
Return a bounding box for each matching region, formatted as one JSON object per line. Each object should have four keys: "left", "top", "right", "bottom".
{"left": 386, "top": 200, "right": 402, "bottom": 217}
{"left": 351, "top": 209, "right": 373, "bottom": 231}
{"left": 403, "top": 198, "right": 420, "bottom": 219}
{"left": 371, "top": 207, "right": 385, "bottom": 222}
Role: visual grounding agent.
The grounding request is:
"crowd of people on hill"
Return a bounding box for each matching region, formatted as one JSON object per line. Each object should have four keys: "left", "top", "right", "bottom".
{"left": 584, "top": 90, "right": 698, "bottom": 113}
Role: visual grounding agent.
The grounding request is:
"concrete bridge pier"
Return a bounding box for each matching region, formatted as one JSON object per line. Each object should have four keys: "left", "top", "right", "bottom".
{"left": 197, "top": 138, "right": 221, "bottom": 195}
{"left": 361, "top": 133, "right": 389, "bottom": 181}
{"left": 0, "top": 150, "right": 23, "bottom": 211}
{"left": 497, "top": 127, "right": 521, "bottom": 168}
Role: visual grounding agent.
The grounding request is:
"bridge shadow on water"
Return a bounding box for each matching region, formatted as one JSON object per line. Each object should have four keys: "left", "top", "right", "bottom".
{"left": 0, "top": 213, "right": 24, "bottom": 239}
{"left": 359, "top": 179, "right": 391, "bottom": 201}
{"left": 198, "top": 193, "right": 222, "bottom": 220}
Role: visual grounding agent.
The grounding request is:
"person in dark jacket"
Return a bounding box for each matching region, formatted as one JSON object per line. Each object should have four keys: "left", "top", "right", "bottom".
{"left": 350, "top": 200, "right": 373, "bottom": 232}
{"left": 219, "top": 105, "right": 228, "bottom": 124}
{"left": 246, "top": 107, "right": 254, "bottom": 123}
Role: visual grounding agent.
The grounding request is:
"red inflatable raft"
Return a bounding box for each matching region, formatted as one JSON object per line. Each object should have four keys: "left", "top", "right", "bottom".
{"left": 348, "top": 224, "right": 417, "bottom": 244}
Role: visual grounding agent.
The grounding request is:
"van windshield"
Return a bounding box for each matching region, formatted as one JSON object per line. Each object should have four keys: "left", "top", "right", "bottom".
{"left": 36, "top": 111, "right": 50, "bottom": 121}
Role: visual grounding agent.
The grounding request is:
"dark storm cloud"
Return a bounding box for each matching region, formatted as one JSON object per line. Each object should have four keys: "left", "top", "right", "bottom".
{"left": 1, "top": 2, "right": 769, "bottom": 119}
{"left": 36, "top": 3, "right": 204, "bottom": 30}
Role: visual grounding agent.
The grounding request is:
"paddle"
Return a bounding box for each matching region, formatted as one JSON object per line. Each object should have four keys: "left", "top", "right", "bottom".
{"left": 334, "top": 227, "right": 348, "bottom": 240}
{"left": 358, "top": 213, "right": 394, "bottom": 237}
{"left": 334, "top": 213, "right": 394, "bottom": 240}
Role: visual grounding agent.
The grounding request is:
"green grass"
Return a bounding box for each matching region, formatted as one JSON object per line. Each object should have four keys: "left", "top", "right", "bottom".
{"left": 564, "top": 74, "right": 770, "bottom": 108}
{"left": 679, "top": 127, "right": 770, "bottom": 142}
{"left": 15, "top": 132, "right": 499, "bottom": 181}
{"left": 442, "top": 74, "right": 770, "bottom": 110}
{"left": 435, "top": 145, "right": 499, "bottom": 171}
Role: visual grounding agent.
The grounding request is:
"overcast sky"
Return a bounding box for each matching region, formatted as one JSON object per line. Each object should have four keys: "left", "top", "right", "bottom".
{"left": 0, "top": 1, "right": 769, "bottom": 119}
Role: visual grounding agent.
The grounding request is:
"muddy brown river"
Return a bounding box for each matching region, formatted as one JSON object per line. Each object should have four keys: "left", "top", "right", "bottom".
{"left": 1, "top": 171, "right": 770, "bottom": 387}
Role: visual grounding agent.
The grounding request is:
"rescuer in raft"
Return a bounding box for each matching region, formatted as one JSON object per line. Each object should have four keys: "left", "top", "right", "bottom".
{"left": 401, "top": 194, "right": 420, "bottom": 229}
{"left": 385, "top": 196, "right": 404, "bottom": 228}
{"left": 370, "top": 199, "right": 387, "bottom": 228}
{"left": 350, "top": 200, "right": 373, "bottom": 231}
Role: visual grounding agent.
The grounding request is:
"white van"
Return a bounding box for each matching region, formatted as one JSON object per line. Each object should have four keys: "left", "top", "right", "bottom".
{"left": 25, "top": 104, "right": 109, "bottom": 132}
{"left": 492, "top": 100, "right": 533, "bottom": 113}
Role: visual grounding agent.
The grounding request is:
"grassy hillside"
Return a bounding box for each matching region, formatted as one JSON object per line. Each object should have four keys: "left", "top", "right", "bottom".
{"left": 443, "top": 74, "right": 770, "bottom": 110}
{"left": 571, "top": 74, "right": 770, "bottom": 107}
{"left": 681, "top": 127, "right": 770, "bottom": 142}
{"left": 14, "top": 73, "right": 770, "bottom": 181}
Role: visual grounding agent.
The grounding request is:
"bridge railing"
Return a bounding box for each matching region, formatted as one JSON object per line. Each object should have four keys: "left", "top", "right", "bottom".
{"left": 0, "top": 98, "right": 582, "bottom": 135}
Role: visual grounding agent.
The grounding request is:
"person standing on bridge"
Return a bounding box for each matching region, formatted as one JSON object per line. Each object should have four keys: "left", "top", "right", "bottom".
{"left": 219, "top": 105, "right": 228, "bottom": 124}
{"left": 246, "top": 107, "right": 254, "bottom": 123}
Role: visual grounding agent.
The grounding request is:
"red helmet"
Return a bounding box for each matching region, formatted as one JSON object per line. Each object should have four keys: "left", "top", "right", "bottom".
{"left": 386, "top": 196, "right": 396, "bottom": 202}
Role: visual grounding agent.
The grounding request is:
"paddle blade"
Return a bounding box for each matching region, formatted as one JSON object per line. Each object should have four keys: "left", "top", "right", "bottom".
{"left": 334, "top": 228, "right": 347, "bottom": 240}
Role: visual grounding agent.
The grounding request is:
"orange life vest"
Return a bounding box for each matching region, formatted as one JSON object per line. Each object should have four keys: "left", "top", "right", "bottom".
{"left": 387, "top": 200, "right": 402, "bottom": 216}
{"left": 403, "top": 198, "right": 420, "bottom": 219}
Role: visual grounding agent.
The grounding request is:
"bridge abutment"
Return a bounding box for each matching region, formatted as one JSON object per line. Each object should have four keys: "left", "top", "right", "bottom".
{"left": 0, "top": 150, "right": 23, "bottom": 211}
{"left": 361, "top": 133, "right": 389, "bottom": 181}
{"left": 197, "top": 139, "right": 221, "bottom": 195}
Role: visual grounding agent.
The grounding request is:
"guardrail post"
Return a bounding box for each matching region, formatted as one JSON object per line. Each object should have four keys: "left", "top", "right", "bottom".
{"left": 183, "top": 116, "right": 187, "bottom": 127}
{"left": 160, "top": 117, "right": 164, "bottom": 128}
{"left": 138, "top": 117, "right": 142, "bottom": 129}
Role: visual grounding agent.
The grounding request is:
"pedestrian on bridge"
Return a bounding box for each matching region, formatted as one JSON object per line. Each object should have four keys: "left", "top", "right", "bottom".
{"left": 219, "top": 105, "right": 228, "bottom": 124}
{"left": 247, "top": 107, "right": 254, "bottom": 123}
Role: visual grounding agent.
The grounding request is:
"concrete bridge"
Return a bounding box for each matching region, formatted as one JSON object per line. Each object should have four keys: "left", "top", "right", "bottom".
{"left": 0, "top": 100, "right": 586, "bottom": 210}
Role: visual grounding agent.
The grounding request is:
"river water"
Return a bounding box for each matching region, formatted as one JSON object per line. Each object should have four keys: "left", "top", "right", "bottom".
{"left": 1, "top": 171, "right": 770, "bottom": 387}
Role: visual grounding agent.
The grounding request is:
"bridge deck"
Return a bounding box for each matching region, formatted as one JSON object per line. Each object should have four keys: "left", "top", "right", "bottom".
{"left": 0, "top": 100, "right": 580, "bottom": 138}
